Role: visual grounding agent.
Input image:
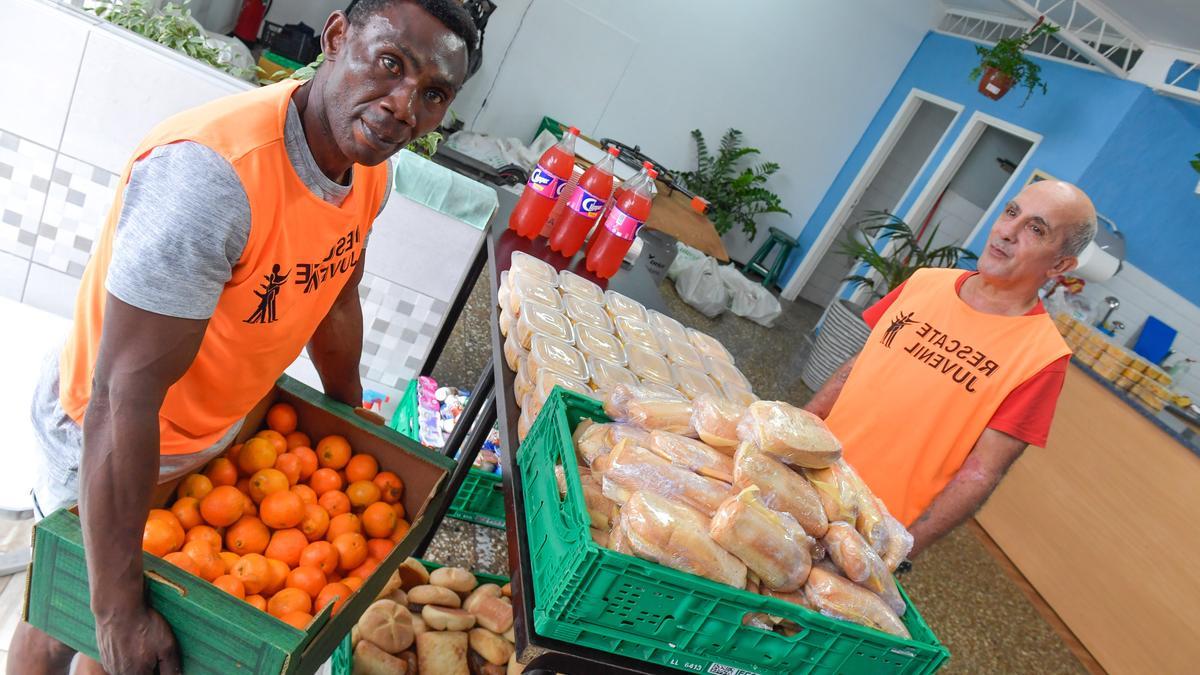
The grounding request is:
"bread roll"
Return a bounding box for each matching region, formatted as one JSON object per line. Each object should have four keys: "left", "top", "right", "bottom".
{"left": 464, "top": 584, "right": 503, "bottom": 614}
{"left": 603, "top": 384, "right": 696, "bottom": 436}
{"left": 469, "top": 650, "right": 506, "bottom": 675}
{"left": 709, "top": 486, "right": 812, "bottom": 592}
{"left": 822, "top": 522, "right": 905, "bottom": 616}
{"left": 408, "top": 584, "right": 462, "bottom": 608}
{"left": 572, "top": 420, "right": 612, "bottom": 467}
{"left": 430, "top": 567, "right": 478, "bottom": 594}
{"left": 470, "top": 628, "right": 515, "bottom": 665}
{"left": 599, "top": 438, "right": 732, "bottom": 517}
{"left": 353, "top": 638, "right": 408, "bottom": 675}
{"left": 423, "top": 605, "right": 477, "bottom": 631}
{"left": 383, "top": 588, "right": 408, "bottom": 607}
{"left": 621, "top": 490, "right": 747, "bottom": 588}
{"left": 804, "top": 567, "right": 909, "bottom": 639}
{"left": 646, "top": 430, "right": 734, "bottom": 483}
{"left": 398, "top": 651, "right": 418, "bottom": 674}
{"left": 473, "top": 596, "right": 514, "bottom": 634}
{"left": 417, "top": 631, "right": 469, "bottom": 675}
{"left": 737, "top": 401, "right": 841, "bottom": 468}
{"left": 396, "top": 558, "right": 430, "bottom": 589}
{"left": 691, "top": 394, "right": 745, "bottom": 450}
{"left": 357, "top": 599, "right": 414, "bottom": 654}
{"left": 508, "top": 653, "right": 525, "bottom": 675}
{"left": 376, "top": 570, "right": 403, "bottom": 601}
{"left": 733, "top": 442, "right": 829, "bottom": 537}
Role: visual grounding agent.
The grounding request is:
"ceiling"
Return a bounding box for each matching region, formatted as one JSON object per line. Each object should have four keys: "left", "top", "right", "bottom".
{"left": 941, "top": 0, "right": 1200, "bottom": 52}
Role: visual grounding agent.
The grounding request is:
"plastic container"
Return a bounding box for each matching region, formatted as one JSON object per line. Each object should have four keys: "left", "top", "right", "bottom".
{"left": 574, "top": 321, "right": 628, "bottom": 365}
{"left": 503, "top": 332, "right": 527, "bottom": 372}
{"left": 588, "top": 356, "right": 639, "bottom": 393}
{"left": 627, "top": 344, "right": 674, "bottom": 387}
{"left": 516, "top": 299, "right": 574, "bottom": 349}
{"left": 563, "top": 294, "right": 614, "bottom": 333}
{"left": 549, "top": 146, "right": 620, "bottom": 256}
{"left": 688, "top": 328, "right": 735, "bottom": 364}
{"left": 499, "top": 307, "right": 514, "bottom": 338}
{"left": 647, "top": 309, "right": 688, "bottom": 343}
{"left": 526, "top": 369, "right": 591, "bottom": 417}
{"left": 497, "top": 269, "right": 510, "bottom": 308}
{"left": 558, "top": 269, "right": 605, "bottom": 305}
{"left": 604, "top": 289, "right": 648, "bottom": 323}
{"left": 510, "top": 127, "right": 579, "bottom": 238}
{"left": 509, "top": 250, "right": 558, "bottom": 285}
{"left": 672, "top": 364, "right": 720, "bottom": 400}
{"left": 615, "top": 315, "right": 664, "bottom": 354}
{"left": 528, "top": 333, "right": 589, "bottom": 383}
{"left": 513, "top": 356, "right": 534, "bottom": 404}
{"left": 508, "top": 273, "right": 562, "bottom": 315}
{"left": 661, "top": 334, "right": 705, "bottom": 370}
{"left": 703, "top": 355, "right": 752, "bottom": 392}
{"left": 518, "top": 389, "right": 950, "bottom": 675}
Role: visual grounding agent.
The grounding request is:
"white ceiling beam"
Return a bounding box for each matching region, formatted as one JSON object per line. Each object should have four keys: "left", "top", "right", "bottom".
{"left": 1001, "top": 0, "right": 1145, "bottom": 77}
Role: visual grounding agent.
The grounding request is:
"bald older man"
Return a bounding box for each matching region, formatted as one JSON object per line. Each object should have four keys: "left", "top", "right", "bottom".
{"left": 805, "top": 180, "right": 1097, "bottom": 559}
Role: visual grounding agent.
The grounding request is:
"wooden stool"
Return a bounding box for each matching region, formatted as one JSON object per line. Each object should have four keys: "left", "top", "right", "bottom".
{"left": 743, "top": 226, "right": 798, "bottom": 289}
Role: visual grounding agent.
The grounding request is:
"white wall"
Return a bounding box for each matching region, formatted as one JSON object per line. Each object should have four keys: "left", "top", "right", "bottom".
{"left": 454, "top": 0, "right": 946, "bottom": 263}
{"left": 263, "top": 0, "right": 342, "bottom": 34}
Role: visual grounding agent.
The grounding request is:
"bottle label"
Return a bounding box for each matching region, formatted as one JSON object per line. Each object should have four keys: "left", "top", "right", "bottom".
{"left": 527, "top": 163, "right": 569, "bottom": 200}
{"left": 601, "top": 206, "right": 645, "bottom": 241}
{"left": 566, "top": 186, "right": 606, "bottom": 220}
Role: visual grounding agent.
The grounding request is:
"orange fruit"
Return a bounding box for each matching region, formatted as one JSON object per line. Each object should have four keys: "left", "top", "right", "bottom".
{"left": 143, "top": 519, "right": 181, "bottom": 557}
{"left": 265, "top": 528, "right": 308, "bottom": 568}
{"left": 347, "top": 557, "right": 379, "bottom": 580}
{"left": 315, "top": 582, "right": 352, "bottom": 615}
{"left": 287, "top": 565, "right": 327, "bottom": 599}
{"left": 225, "top": 515, "right": 270, "bottom": 556}
{"left": 200, "top": 486, "right": 245, "bottom": 527}
{"left": 245, "top": 594, "right": 268, "bottom": 611}
{"left": 392, "top": 501, "right": 406, "bottom": 520}
{"left": 279, "top": 611, "right": 313, "bottom": 630}
{"left": 263, "top": 557, "right": 290, "bottom": 596}
{"left": 291, "top": 447, "right": 319, "bottom": 481}
{"left": 260, "top": 490, "right": 305, "bottom": 529}
{"left": 341, "top": 576, "right": 363, "bottom": 592}
{"left": 232, "top": 553, "right": 271, "bottom": 595}
{"left": 249, "top": 468, "right": 289, "bottom": 504}
{"left": 185, "top": 525, "right": 222, "bottom": 550}
{"left": 366, "top": 538, "right": 394, "bottom": 562}
{"left": 170, "top": 498, "right": 203, "bottom": 531}
{"left": 205, "top": 458, "right": 239, "bottom": 487}
{"left": 346, "top": 481, "right": 381, "bottom": 509}
{"left": 309, "top": 468, "right": 343, "bottom": 497}
{"left": 241, "top": 491, "right": 257, "bottom": 517}
{"left": 219, "top": 551, "right": 241, "bottom": 574}
{"left": 226, "top": 443, "right": 244, "bottom": 468}
{"left": 300, "top": 504, "right": 330, "bottom": 542}
{"left": 389, "top": 518, "right": 411, "bottom": 543}
{"left": 361, "top": 502, "right": 397, "bottom": 539}
{"left": 256, "top": 430, "right": 288, "bottom": 454}
{"left": 286, "top": 432, "right": 312, "bottom": 451}
{"left": 182, "top": 540, "right": 224, "bottom": 582}
{"left": 147, "top": 510, "right": 186, "bottom": 549}
{"left": 345, "top": 454, "right": 379, "bottom": 483}
{"left": 318, "top": 490, "right": 351, "bottom": 517}
{"left": 238, "top": 438, "right": 277, "bottom": 476}
{"left": 299, "top": 541, "right": 340, "bottom": 575}
{"left": 292, "top": 484, "right": 317, "bottom": 506}
{"left": 163, "top": 551, "right": 201, "bottom": 576}
{"left": 177, "top": 474, "right": 213, "bottom": 500}
{"left": 326, "top": 513, "right": 362, "bottom": 541}
{"left": 266, "top": 403, "right": 298, "bottom": 435}
{"left": 316, "top": 436, "right": 352, "bottom": 470}
{"left": 274, "top": 453, "right": 302, "bottom": 486}
{"left": 374, "top": 472, "right": 404, "bottom": 504}
{"left": 213, "top": 574, "right": 246, "bottom": 599}
{"left": 268, "top": 587, "right": 312, "bottom": 618}
{"left": 332, "top": 533, "right": 367, "bottom": 571}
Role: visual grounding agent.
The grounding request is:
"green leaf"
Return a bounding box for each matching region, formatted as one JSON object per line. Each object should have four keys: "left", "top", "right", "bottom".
{"left": 681, "top": 128, "right": 788, "bottom": 240}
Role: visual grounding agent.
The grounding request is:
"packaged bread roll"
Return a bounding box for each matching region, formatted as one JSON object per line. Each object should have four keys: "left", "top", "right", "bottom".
{"left": 598, "top": 438, "right": 732, "bottom": 517}
{"left": 604, "top": 383, "right": 695, "bottom": 436}
{"left": 524, "top": 370, "right": 590, "bottom": 418}
{"left": 737, "top": 401, "right": 842, "bottom": 469}
{"left": 672, "top": 365, "right": 720, "bottom": 401}
{"left": 616, "top": 316, "right": 665, "bottom": 355}
{"left": 803, "top": 460, "right": 860, "bottom": 525}
{"left": 574, "top": 322, "right": 627, "bottom": 365}
{"left": 703, "top": 355, "right": 752, "bottom": 392}
{"left": 822, "top": 522, "right": 905, "bottom": 616}
{"left": 563, "top": 294, "right": 614, "bottom": 333}
{"left": 516, "top": 300, "right": 573, "bottom": 349}
{"left": 646, "top": 430, "right": 734, "bottom": 483}
{"left": 620, "top": 490, "right": 747, "bottom": 588}
{"left": 691, "top": 395, "right": 746, "bottom": 450}
{"left": 572, "top": 420, "right": 613, "bottom": 467}
{"left": 709, "top": 486, "right": 813, "bottom": 592}
{"left": 587, "top": 356, "right": 639, "bottom": 394}
{"left": 647, "top": 309, "right": 689, "bottom": 344}
{"left": 661, "top": 335, "right": 705, "bottom": 371}
{"left": 503, "top": 333, "right": 527, "bottom": 373}
{"left": 687, "top": 328, "right": 735, "bottom": 364}
{"left": 606, "top": 423, "right": 650, "bottom": 448}
{"left": 804, "top": 459, "right": 896, "bottom": 553}
{"left": 720, "top": 381, "right": 759, "bottom": 407}
{"left": 516, "top": 406, "right": 534, "bottom": 442}
{"left": 603, "top": 289, "right": 647, "bottom": 323}
{"left": 527, "top": 334, "right": 588, "bottom": 383}
{"left": 499, "top": 307, "right": 514, "bottom": 338}
{"left": 558, "top": 269, "right": 604, "bottom": 304}
{"left": 732, "top": 442, "right": 829, "bottom": 537}
{"left": 804, "top": 567, "right": 910, "bottom": 639}
{"left": 497, "top": 270, "right": 510, "bottom": 310}
{"left": 581, "top": 473, "right": 619, "bottom": 531}
{"left": 510, "top": 251, "right": 557, "bottom": 284}
{"left": 874, "top": 502, "right": 914, "bottom": 573}
{"left": 512, "top": 356, "right": 533, "bottom": 404}
{"left": 508, "top": 273, "right": 562, "bottom": 315}
{"left": 627, "top": 346, "right": 675, "bottom": 388}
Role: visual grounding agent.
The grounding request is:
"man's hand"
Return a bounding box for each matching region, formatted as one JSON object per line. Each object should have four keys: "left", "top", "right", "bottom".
{"left": 803, "top": 355, "right": 857, "bottom": 419}
{"left": 308, "top": 249, "right": 367, "bottom": 407}
{"left": 94, "top": 606, "right": 180, "bottom": 675}
{"left": 907, "top": 428, "right": 1027, "bottom": 557}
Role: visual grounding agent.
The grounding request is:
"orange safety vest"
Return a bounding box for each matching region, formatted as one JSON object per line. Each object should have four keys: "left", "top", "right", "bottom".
{"left": 59, "top": 80, "right": 388, "bottom": 455}
{"left": 825, "top": 268, "right": 1071, "bottom": 525}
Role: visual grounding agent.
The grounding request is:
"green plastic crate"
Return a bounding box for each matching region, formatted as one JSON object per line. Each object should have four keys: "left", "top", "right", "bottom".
{"left": 518, "top": 388, "right": 951, "bottom": 675}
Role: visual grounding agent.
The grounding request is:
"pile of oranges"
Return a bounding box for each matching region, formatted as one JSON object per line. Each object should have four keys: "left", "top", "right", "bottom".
{"left": 142, "top": 402, "right": 410, "bottom": 630}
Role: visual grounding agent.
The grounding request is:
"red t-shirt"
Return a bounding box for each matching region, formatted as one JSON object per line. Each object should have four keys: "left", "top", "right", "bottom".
{"left": 861, "top": 272, "right": 1068, "bottom": 447}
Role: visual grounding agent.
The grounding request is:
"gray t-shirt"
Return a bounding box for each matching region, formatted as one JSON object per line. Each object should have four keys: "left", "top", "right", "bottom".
{"left": 32, "top": 99, "right": 393, "bottom": 489}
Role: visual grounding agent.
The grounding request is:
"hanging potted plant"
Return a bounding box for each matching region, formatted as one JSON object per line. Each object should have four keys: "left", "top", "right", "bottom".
{"left": 970, "top": 17, "right": 1059, "bottom": 105}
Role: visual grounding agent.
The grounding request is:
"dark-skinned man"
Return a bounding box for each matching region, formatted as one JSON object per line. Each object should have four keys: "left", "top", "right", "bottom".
{"left": 11, "top": 2, "right": 478, "bottom": 673}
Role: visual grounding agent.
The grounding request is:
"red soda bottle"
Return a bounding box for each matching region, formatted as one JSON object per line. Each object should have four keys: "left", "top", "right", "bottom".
{"left": 548, "top": 146, "right": 620, "bottom": 256}
{"left": 509, "top": 126, "right": 579, "bottom": 238}
{"left": 585, "top": 168, "right": 658, "bottom": 279}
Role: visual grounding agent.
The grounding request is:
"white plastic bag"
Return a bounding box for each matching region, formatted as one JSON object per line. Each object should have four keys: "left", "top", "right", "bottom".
{"left": 667, "top": 243, "right": 705, "bottom": 281}
{"left": 675, "top": 257, "right": 729, "bottom": 318}
{"left": 718, "top": 265, "right": 783, "bottom": 327}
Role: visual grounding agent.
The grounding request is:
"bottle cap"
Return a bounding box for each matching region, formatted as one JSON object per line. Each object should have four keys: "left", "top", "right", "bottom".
{"left": 647, "top": 168, "right": 659, "bottom": 179}
{"left": 642, "top": 161, "right": 654, "bottom": 170}
{"left": 607, "top": 146, "right": 621, "bottom": 156}
{"left": 690, "top": 196, "right": 709, "bottom": 213}
{"left": 567, "top": 126, "right": 580, "bottom": 135}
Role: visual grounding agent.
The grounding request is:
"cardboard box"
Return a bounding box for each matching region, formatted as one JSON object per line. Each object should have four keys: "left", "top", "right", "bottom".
{"left": 25, "top": 375, "right": 455, "bottom": 674}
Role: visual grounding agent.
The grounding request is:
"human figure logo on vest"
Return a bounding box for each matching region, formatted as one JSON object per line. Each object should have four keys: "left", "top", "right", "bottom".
{"left": 882, "top": 311, "right": 918, "bottom": 347}
{"left": 245, "top": 264, "right": 290, "bottom": 324}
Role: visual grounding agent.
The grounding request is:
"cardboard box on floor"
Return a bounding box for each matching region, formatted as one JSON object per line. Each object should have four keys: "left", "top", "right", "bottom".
{"left": 23, "top": 375, "right": 456, "bottom": 674}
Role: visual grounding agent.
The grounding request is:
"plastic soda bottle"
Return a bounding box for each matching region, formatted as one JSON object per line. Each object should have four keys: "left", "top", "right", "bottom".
{"left": 548, "top": 146, "right": 620, "bottom": 256}
{"left": 585, "top": 167, "right": 658, "bottom": 279}
{"left": 509, "top": 126, "right": 579, "bottom": 238}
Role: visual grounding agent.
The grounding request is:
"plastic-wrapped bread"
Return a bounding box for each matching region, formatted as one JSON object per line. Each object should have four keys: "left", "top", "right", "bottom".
{"left": 620, "top": 490, "right": 747, "bottom": 588}
{"left": 559, "top": 269, "right": 604, "bottom": 304}
{"left": 588, "top": 356, "right": 639, "bottom": 394}
{"left": 627, "top": 346, "right": 675, "bottom": 388}
{"left": 604, "top": 382, "right": 684, "bottom": 420}
{"left": 508, "top": 273, "right": 562, "bottom": 315}
{"left": 503, "top": 333, "right": 527, "bottom": 372}
{"left": 720, "top": 381, "right": 759, "bottom": 407}
{"left": 672, "top": 365, "right": 720, "bottom": 401}
{"left": 763, "top": 587, "right": 816, "bottom": 612}
{"left": 703, "top": 355, "right": 752, "bottom": 392}
{"left": 525, "top": 370, "right": 590, "bottom": 417}
{"left": 606, "top": 423, "right": 650, "bottom": 448}
{"left": 803, "top": 461, "right": 860, "bottom": 526}
{"left": 516, "top": 300, "right": 573, "bottom": 348}
{"left": 646, "top": 430, "right": 734, "bottom": 483}
{"left": 604, "top": 383, "right": 695, "bottom": 437}
{"left": 604, "top": 289, "right": 647, "bottom": 323}
{"left": 510, "top": 251, "right": 558, "bottom": 285}
{"left": 512, "top": 356, "right": 533, "bottom": 404}
{"left": 499, "top": 307, "right": 514, "bottom": 338}
{"left": 822, "top": 522, "right": 905, "bottom": 616}
{"left": 647, "top": 309, "right": 689, "bottom": 344}
{"left": 709, "top": 486, "right": 813, "bottom": 592}
{"left": 732, "top": 442, "right": 829, "bottom": 537}
{"left": 598, "top": 438, "right": 732, "bottom": 517}
{"left": 608, "top": 513, "right": 633, "bottom": 555}
{"left": 661, "top": 335, "right": 705, "bottom": 371}
{"left": 497, "top": 270, "right": 511, "bottom": 310}
{"left": 691, "top": 394, "right": 746, "bottom": 450}
{"left": 517, "top": 406, "right": 534, "bottom": 442}
{"left": 572, "top": 420, "right": 613, "bottom": 467}
{"left": 574, "top": 322, "right": 627, "bottom": 365}
{"left": 804, "top": 459, "right": 895, "bottom": 553}
{"left": 687, "top": 328, "right": 735, "bottom": 364}
{"left": 527, "top": 334, "right": 588, "bottom": 383}
{"left": 737, "top": 401, "right": 842, "bottom": 469}
{"left": 804, "top": 567, "right": 910, "bottom": 639}
{"left": 559, "top": 463, "right": 619, "bottom": 531}
{"left": 615, "top": 316, "right": 665, "bottom": 355}
{"left": 563, "top": 295, "right": 614, "bottom": 333}
{"left": 874, "top": 501, "right": 914, "bottom": 573}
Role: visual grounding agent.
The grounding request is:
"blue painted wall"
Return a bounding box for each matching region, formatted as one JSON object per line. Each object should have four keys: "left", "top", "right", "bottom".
{"left": 782, "top": 31, "right": 1200, "bottom": 302}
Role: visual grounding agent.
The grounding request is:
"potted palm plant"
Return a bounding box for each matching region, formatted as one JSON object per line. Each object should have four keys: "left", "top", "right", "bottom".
{"left": 799, "top": 211, "right": 977, "bottom": 391}
{"left": 970, "top": 17, "right": 1059, "bottom": 105}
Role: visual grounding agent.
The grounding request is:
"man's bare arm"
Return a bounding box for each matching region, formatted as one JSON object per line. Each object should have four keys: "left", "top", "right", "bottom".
{"left": 803, "top": 355, "right": 857, "bottom": 419}
{"left": 308, "top": 249, "right": 367, "bottom": 406}
{"left": 907, "top": 428, "right": 1027, "bottom": 557}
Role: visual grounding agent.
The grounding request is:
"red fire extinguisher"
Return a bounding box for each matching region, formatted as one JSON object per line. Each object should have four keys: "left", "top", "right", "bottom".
{"left": 234, "top": 0, "right": 272, "bottom": 43}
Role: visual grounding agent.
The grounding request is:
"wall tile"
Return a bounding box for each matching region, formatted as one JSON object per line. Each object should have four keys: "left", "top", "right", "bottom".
{"left": 365, "top": 197, "right": 486, "bottom": 302}
{"left": 0, "top": 131, "right": 55, "bottom": 259}
{"left": 0, "top": 251, "right": 30, "bottom": 301}
{"left": 22, "top": 263, "right": 80, "bottom": 319}
{"left": 34, "top": 154, "right": 118, "bottom": 277}
{"left": 0, "top": 1, "right": 89, "bottom": 148}
{"left": 359, "top": 273, "right": 444, "bottom": 389}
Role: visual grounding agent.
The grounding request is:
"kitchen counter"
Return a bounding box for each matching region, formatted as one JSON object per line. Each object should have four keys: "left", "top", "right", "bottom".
{"left": 1069, "top": 357, "right": 1200, "bottom": 455}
